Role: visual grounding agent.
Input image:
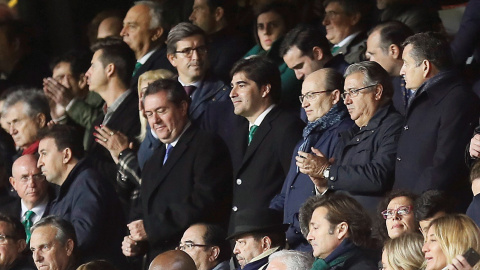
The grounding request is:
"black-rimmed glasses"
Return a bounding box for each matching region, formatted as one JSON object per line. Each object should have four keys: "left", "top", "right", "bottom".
{"left": 299, "top": 90, "right": 333, "bottom": 103}
{"left": 176, "top": 242, "right": 211, "bottom": 251}
{"left": 174, "top": 46, "right": 207, "bottom": 58}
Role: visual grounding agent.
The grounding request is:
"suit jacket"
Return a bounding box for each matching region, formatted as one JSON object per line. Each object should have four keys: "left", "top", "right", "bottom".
{"left": 394, "top": 71, "right": 480, "bottom": 211}
{"left": 130, "top": 45, "right": 176, "bottom": 93}
{"left": 86, "top": 90, "right": 141, "bottom": 205}
{"left": 141, "top": 125, "right": 232, "bottom": 262}
{"left": 467, "top": 194, "right": 480, "bottom": 227}
{"left": 391, "top": 76, "right": 409, "bottom": 116}
{"left": 269, "top": 117, "right": 353, "bottom": 251}
{"left": 230, "top": 106, "right": 304, "bottom": 225}
{"left": 49, "top": 159, "right": 126, "bottom": 269}
{"left": 334, "top": 32, "right": 367, "bottom": 64}
{"left": 190, "top": 76, "right": 231, "bottom": 122}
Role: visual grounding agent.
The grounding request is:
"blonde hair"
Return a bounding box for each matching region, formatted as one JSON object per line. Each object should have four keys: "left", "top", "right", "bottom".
{"left": 136, "top": 69, "right": 175, "bottom": 141}
{"left": 430, "top": 214, "right": 480, "bottom": 269}
{"left": 383, "top": 233, "right": 425, "bottom": 270}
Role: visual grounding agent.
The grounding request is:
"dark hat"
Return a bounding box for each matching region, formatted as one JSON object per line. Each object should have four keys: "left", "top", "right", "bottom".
{"left": 227, "top": 208, "right": 288, "bottom": 240}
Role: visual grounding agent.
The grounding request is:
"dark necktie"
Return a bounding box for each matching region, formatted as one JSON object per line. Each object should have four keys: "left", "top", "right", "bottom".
{"left": 22, "top": 210, "right": 34, "bottom": 243}
{"left": 248, "top": 125, "right": 258, "bottom": 145}
{"left": 184, "top": 85, "right": 197, "bottom": 96}
{"left": 163, "top": 144, "right": 173, "bottom": 165}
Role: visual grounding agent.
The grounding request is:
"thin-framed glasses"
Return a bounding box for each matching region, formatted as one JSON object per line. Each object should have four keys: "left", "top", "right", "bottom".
{"left": 18, "top": 173, "right": 45, "bottom": 184}
{"left": 0, "top": 234, "right": 15, "bottom": 244}
{"left": 299, "top": 90, "right": 333, "bottom": 103}
{"left": 381, "top": 205, "right": 412, "bottom": 220}
{"left": 176, "top": 242, "right": 211, "bottom": 251}
{"left": 174, "top": 45, "right": 207, "bottom": 58}
{"left": 341, "top": 84, "right": 377, "bottom": 99}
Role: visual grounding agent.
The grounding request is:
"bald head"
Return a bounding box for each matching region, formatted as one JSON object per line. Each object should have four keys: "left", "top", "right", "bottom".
{"left": 97, "top": 16, "right": 123, "bottom": 39}
{"left": 304, "top": 69, "right": 328, "bottom": 89}
{"left": 149, "top": 250, "right": 197, "bottom": 270}
{"left": 10, "top": 154, "right": 48, "bottom": 209}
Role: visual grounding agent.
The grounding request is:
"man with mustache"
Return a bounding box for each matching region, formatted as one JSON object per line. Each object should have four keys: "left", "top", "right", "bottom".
{"left": 166, "top": 22, "right": 231, "bottom": 123}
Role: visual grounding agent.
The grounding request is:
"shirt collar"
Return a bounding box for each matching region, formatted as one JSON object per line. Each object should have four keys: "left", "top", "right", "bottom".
{"left": 178, "top": 78, "right": 201, "bottom": 88}
{"left": 137, "top": 48, "right": 157, "bottom": 65}
{"left": 21, "top": 196, "right": 49, "bottom": 224}
{"left": 250, "top": 104, "right": 275, "bottom": 129}
{"left": 335, "top": 31, "right": 360, "bottom": 48}
{"left": 165, "top": 121, "right": 191, "bottom": 148}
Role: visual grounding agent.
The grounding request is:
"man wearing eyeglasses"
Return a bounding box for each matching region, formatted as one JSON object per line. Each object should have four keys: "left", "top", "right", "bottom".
{"left": 4, "top": 155, "right": 51, "bottom": 244}
{"left": 178, "top": 223, "right": 231, "bottom": 270}
{"left": 0, "top": 214, "right": 36, "bottom": 270}
{"left": 166, "top": 22, "right": 231, "bottom": 122}
{"left": 269, "top": 68, "right": 353, "bottom": 252}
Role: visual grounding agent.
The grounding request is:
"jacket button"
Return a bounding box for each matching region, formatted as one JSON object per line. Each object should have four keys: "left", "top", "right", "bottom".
{"left": 404, "top": 125, "right": 409, "bottom": 130}
{"left": 290, "top": 185, "right": 295, "bottom": 190}
{"left": 330, "top": 176, "right": 335, "bottom": 180}
{"left": 236, "top": 179, "right": 242, "bottom": 185}
{"left": 397, "top": 157, "right": 401, "bottom": 161}
{"left": 232, "top": 206, "right": 238, "bottom": 212}
{"left": 356, "top": 138, "right": 360, "bottom": 142}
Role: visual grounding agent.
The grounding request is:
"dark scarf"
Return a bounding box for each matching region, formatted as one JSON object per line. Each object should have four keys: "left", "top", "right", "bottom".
{"left": 299, "top": 103, "right": 348, "bottom": 153}
{"left": 311, "top": 239, "right": 358, "bottom": 270}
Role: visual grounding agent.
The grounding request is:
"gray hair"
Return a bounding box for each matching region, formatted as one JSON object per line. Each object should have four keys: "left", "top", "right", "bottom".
{"left": 134, "top": 1, "right": 163, "bottom": 29}
{"left": 268, "top": 250, "right": 314, "bottom": 270}
{"left": 2, "top": 88, "right": 51, "bottom": 121}
{"left": 166, "top": 22, "right": 206, "bottom": 55}
{"left": 344, "top": 61, "right": 393, "bottom": 103}
{"left": 31, "top": 216, "right": 77, "bottom": 249}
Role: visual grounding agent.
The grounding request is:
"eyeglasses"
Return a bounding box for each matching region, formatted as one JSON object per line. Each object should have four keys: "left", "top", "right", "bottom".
{"left": 176, "top": 242, "right": 211, "bottom": 251}
{"left": 381, "top": 206, "right": 412, "bottom": 220}
{"left": 0, "top": 234, "right": 15, "bottom": 244}
{"left": 174, "top": 45, "right": 207, "bottom": 58}
{"left": 341, "top": 84, "right": 377, "bottom": 99}
{"left": 299, "top": 90, "right": 333, "bottom": 103}
{"left": 18, "top": 173, "right": 45, "bottom": 184}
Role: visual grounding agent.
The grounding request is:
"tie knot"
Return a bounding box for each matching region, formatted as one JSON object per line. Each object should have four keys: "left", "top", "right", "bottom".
{"left": 24, "top": 210, "right": 34, "bottom": 220}
{"left": 184, "top": 85, "right": 197, "bottom": 96}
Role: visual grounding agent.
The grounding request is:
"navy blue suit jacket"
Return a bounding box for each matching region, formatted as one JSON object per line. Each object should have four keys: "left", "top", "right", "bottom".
{"left": 189, "top": 76, "right": 231, "bottom": 122}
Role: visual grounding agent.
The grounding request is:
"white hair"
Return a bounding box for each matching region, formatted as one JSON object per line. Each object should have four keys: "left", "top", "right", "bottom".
{"left": 268, "top": 250, "right": 314, "bottom": 270}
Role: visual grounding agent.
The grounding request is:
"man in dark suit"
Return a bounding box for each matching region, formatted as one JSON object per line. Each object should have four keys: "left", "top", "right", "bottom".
{"left": 4, "top": 155, "right": 51, "bottom": 244}
{"left": 84, "top": 37, "right": 141, "bottom": 209}
{"left": 229, "top": 57, "right": 304, "bottom": 228}
{"left": 366, "top": 21, "right": 414, "bottom": 115}
{"left": 166, "top": 22, "right": 231, "bottom": 123}
{"left": 121, "top": 79, "right": 232, "bottom": 265}
{"left": 395, "top": 32, "right": 480, "bottom": 211}
{"left": 121, "top": 1, "right": 175, "bottom": 93}
{"left": 188, "top": 0, "right": 250, "bottom": 83}
{"left": 37, "top": 125, "right": 126, "bottom": 268}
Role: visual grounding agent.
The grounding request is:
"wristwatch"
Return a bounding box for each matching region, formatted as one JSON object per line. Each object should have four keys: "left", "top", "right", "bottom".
{"left": 323, "top": 165, "right": 331, "bottom": 179}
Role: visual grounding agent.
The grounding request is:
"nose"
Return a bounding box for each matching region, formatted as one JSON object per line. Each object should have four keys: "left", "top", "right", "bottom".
{"left": 422, "top": 241, "right": 429, "bottom": 253}
{"left": 265, "top": 24, "right": 272, "bottom": 35}
{"left": 8, "top": 124, "right": 16, "bottom": 135}
{"left": 189, "top": 11, "right": 195, "bottom": 22}
{"left": 233, "top": 243, "right": 240, "bottom": 255}
{"left": 343, "top": 94, "right": 352, "bottom": 105}
{"left": 37, "top": 157, "right": 43, "bottom": 169}
{"left": 294, "top": 70, "right": 303, "bottom": 80}
{"left": 322, "top": 16, "right": 329, "bottom": 26}
{"left": 399, "top": 64, "right": 406, "bottom": 76}
{"left": 229, "top": 86, "right": 237, "bottom": 99}
{"left": 306, "top": 230, "right": 314, "bottom": 242}
{"left": 33, "top": 250, "right": 42, "bottom": 262}
{"left": 393, "top": 211, "right": 402, "bottom": 220}
{"left": 120, "top": 25, "right": 127, "bottom": 37}
{"left": 191, "top": 48, "right": 200, "bottom": 60}
{"left": 301, "top": 97, "right": 309, "bottom": 108}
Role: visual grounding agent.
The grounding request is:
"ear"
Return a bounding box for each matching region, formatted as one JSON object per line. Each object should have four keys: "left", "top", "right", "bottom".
{"left": 389, "top": 44, "right": 401, "bottom": 59}
{"left": 16, "top": 239, "right": 26, "bottom": 253}
{"left": 105, "top": 63, "right": 115, "bottom": 78}
{"left": 209, "top": 246, "right": 220, "bottom": 262}
{"left": 349, "top": 13, "right": 361, "bottom": 26}
{"left": 151, "top": 27, "right": 164, "bottom": 42}
{"left": 261, "top": 84, "right": 271, "bottom": 98}
{"left": 261, "top": 236, "right": 272, "bottom": 251}
{"left": 422, "top": 60, "right": 431, "bottom": 78}
{"left": 179, "top": 100, "right": 189, "bottom": 116}
{"left": 312, "top": 46, "right": 324, "bottom": 61}
{"left": 167, "top": 53, "right": 177, "bottom": 67}
{"left": 214, "top": 7, "right": 224, "bottom": 22}
{"left": 78, "top": 73, "right": 88, "bottom": 89}
{"left": 9, "top": 177, "right": 16, "bottom": 189}
{"left": 374, "top": 84, "right": 383, "bottom": 101}
{"left": 65, "top": 239, "right": 74, "bottom": 256}
{"left": 331, "top": 89, "right": 341, "bottom": 104}
{"left": 36, "top": 113, "right": 47, "bottom": 128}
{"left": 336, "top": 222, "right": 349, "bottom": 240}
{"left": 62, "top": 148, "right": 73, "bottom": 164}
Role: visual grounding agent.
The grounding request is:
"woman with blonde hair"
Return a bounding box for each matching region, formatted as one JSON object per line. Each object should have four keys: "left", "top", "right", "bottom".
{"left": 381, "top": 233, "right": 425, "bottom": 270}
{"left": 423, "top": 214, "right": 480, "bottom": 270}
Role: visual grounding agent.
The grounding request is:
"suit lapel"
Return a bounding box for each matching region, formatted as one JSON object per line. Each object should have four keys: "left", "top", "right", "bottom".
{"left": 145, "top": 126, "right": 196, "bottom": 205}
